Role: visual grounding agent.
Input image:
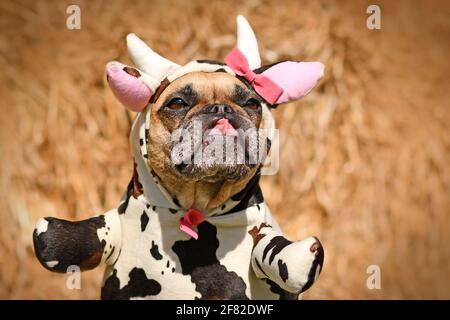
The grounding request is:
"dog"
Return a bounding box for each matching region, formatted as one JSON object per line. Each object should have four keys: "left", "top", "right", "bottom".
{"left": 33, "top": 16, "right": 325, "bottom": 299}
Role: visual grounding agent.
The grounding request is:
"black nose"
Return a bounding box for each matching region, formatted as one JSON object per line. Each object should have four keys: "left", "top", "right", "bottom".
{"left": 205, "top": 104, "right": 234, "bottom": 114}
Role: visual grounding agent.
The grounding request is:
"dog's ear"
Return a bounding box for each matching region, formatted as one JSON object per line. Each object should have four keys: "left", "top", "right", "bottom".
{"left": 234, "top": 15, "right": 324, "bottom": 104}
{"left": 106, "top": 61, "right": 157, "bottom": 112}
{"left": 259, "top": 61, "right": 324, "bottom": 104}
{"left": 106, "top": 33, "right": 181, "bottom": 112}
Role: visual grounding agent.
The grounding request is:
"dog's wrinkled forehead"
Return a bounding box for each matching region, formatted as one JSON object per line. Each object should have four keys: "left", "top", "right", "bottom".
{"left": 149, "top": 61, "right": 238, "bottom": 103}
{"left": 106, "top": 15, "right": 324, "bottom": 113}
{"left": 153, "top": 70, "right": 255, "bottom": 106}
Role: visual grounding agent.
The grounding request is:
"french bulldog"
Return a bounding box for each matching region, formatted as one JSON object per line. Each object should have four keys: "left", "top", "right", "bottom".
{"left": 33, "top": 15, "right": 325, "bottom": 300}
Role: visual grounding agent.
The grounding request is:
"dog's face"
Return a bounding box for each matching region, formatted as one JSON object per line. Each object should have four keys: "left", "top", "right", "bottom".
{"left": 148, "top": 71, "right": 264, "bottom": 184}
{"left": 107, "top": 17, "right": 324, "bottom": 209}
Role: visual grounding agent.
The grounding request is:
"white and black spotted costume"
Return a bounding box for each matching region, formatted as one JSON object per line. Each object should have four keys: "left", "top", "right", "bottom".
{"left": 33, "top": 15, "right": 325, "bottom": 300}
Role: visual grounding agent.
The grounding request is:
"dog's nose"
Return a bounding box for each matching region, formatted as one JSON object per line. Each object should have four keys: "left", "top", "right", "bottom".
{"left": 205, "top": 104, "right": 234, "bottom": 114}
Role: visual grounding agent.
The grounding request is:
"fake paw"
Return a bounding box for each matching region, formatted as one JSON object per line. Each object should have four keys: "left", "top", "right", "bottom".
{"left": 249, "top": 223, "right": 324, "bottom": 294}
{"left": 33, "top": 214, "right": 117, "bottom": 273}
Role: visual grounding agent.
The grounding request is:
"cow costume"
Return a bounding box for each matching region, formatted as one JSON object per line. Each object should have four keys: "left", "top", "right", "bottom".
{"left": 33, "top": 16, "right": 325, "bottom": 299}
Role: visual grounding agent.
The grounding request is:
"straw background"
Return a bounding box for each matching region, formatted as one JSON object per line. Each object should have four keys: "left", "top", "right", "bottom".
{"left": 1, "top": 0, "right": 449, "bottom": 299}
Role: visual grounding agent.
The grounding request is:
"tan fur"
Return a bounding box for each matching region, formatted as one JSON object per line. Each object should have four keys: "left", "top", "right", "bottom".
{"left": 148, "top": 72, "right": 261, "bottom": 212}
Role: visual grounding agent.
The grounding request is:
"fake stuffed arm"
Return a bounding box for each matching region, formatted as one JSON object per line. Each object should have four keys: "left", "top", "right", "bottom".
{"left": 33, "top": 209, "right": 122, "bottom": 273}
{"left": 249, "top": 223, "right": 324, "bottom": 294}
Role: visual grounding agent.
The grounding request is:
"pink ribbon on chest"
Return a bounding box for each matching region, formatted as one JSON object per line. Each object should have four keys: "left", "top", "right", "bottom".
{"left": 179, "top": 208, "right": 205, "bottom": 240}
{"left": 224, "top": 48, "right": 283, "bottom": 105}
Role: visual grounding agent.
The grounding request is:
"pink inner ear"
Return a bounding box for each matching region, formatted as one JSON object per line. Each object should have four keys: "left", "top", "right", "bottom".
{"left": 262, "top": 61, "right": 324, "bottom": 104}
{"left": 106, "top": 63, "right": 152, "bottom": 112}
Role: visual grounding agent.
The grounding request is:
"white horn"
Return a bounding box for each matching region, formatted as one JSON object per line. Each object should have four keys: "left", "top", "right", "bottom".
{"left": 126, "top": 33, "right": 180, "bottom": 81}
{"left": 236, "top": 15, "right": 261, "bottom": 70}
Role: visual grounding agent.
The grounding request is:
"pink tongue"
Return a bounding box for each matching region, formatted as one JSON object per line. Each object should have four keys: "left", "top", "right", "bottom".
{"left": 209, "top": 118, "right": 238, "bottom": 136}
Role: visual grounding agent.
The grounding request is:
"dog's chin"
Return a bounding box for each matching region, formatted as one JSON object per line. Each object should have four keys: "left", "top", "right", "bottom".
{"left": 169, "top": 114, "right": 261, "bottom": 183}
{"left": 172, "top": 136, "right": 259, "bottom": 182}
{"left": 174, "top": 162, "right": 255, "bottom": 183}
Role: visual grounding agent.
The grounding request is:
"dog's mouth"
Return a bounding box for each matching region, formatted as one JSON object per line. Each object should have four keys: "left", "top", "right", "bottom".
{"left": 207, "top": 118, "right": 238, "bottom": 137}
{"left": 170, "top": 114, "right": 260, "bottom": 182}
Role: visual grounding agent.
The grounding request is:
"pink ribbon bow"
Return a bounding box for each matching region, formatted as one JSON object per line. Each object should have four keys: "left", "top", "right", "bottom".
{"left": 179, "top": 208, "right": 205, "bottom": 240}
{"left": 224, "top": 48, "right": 283, "bottom": 105}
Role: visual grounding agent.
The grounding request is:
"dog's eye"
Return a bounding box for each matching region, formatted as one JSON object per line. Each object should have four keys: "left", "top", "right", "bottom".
{"left": 165, "top": 97, "right": 188, "bottom": 110}
{"left": 243, "top": 98, "right": 261, "bottom": 110}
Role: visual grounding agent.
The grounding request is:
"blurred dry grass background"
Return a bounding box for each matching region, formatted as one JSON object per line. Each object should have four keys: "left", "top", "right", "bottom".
{"left": 1, "top": 0, "right": 449, "bottom": 299}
